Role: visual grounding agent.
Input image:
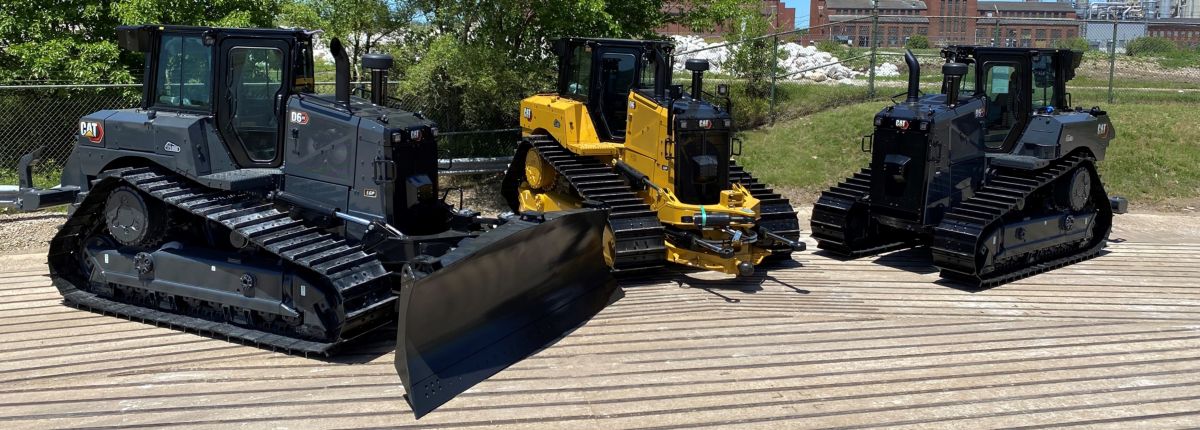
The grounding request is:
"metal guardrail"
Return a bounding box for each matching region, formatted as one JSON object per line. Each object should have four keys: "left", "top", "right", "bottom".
{"left": 440, "top": 157, "right": 511, "bottom": 176}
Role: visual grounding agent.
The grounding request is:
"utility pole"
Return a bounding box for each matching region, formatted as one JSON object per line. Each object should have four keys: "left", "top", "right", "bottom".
{"left": 993, "top": 5, "right": 1001, "bottom": 47}
{"left": 868, "top": 0, "right": 879, "bottom": 98}
{"left": 1108, "top": 17, "right": 1118, "bottom": 104}
{"left": 769, "top": 34, "right": 780, "bottom": 125}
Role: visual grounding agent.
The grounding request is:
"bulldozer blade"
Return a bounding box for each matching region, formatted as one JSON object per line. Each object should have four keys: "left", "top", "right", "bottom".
{"left": 395, "top": 209, "right": 618, "bottom": 418}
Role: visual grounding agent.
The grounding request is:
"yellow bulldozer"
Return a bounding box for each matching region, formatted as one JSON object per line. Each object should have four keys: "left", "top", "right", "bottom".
{"left": 502, "top": 38, "right": 804, "bottom": 276}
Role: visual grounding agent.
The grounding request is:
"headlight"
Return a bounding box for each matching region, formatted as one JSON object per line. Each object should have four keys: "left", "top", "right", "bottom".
{"left": 391, "top": 131, "right": 403, "bottom": 143}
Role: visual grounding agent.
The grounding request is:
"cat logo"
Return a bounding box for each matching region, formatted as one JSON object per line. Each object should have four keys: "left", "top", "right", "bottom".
{"left": 164, "top": 141, "right": 182, "bottom": 153}
{"left": 79, "top": 121, "right": 104, "bottom": 144}
{"left": 289, "top": 111, "right": 309, "bottom": 125}
{"left": 1097, "top": 123, "right": 1108, "bottom": 137}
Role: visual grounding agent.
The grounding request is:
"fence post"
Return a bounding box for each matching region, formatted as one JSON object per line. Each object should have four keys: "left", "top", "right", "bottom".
{"left": 769, "top": 34, "right": 779, "bottom": 125}
{"left": 1108, "top": 18, "right": 1118, "bottom": 104}
{"left": 868, "top": 0, "right": 879, "bottom": 98}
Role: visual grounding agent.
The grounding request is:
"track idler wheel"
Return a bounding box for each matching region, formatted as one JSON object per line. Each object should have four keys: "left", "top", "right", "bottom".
{"left": 1056, "top": 168, "right": 1092, "bottom": 212}
{"left": 524, "top": 150, "right": 556, "bottom": 190}
{"left": 104, "top": 185, "right": 166, "bottom": 247}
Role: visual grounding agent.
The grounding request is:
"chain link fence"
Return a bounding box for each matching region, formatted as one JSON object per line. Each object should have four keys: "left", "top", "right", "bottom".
{"left": 0, "top": 80, "right": 519, "bottom": 185}
{"left": 672, "top": 12, "right": 1200, "bottom": 125}
{"left": 4, "top": 14, "right": 1198, "bottom": 185}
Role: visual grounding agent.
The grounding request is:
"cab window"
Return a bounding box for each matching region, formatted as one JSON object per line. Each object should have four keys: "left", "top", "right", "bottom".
{"left": 982, "top": 62, "right": 1020, "bottom": 149}
{"left": 227, "top": 46, "right": 285, "bottom": 162}
{"left": 1030, "top": 55, "right": 1057, "bottom": 111}
{"left": 599, "top": 50, "right": 638, "bottom": 138}
{"left": 565, "top": 45, "right": 592, "bottom": 99}
{"left": 639, "top": 54, "right": 658, "bottom": 89}
{"left": 155, "top": 34, "right": 212, "bottom": 109}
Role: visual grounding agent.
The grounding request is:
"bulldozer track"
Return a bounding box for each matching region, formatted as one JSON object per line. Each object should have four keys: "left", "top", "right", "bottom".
{"left": 811, "top": 168, "right": 914, "bottom": 257}
{"left": 728, "top": 162, "right": 801, "bottom": 257}
{"left": 523, "top": 136, "right": 666, "bottom": 273}
{"left": 932, "top": 153, "right": 1113, "bottom": 287}
{"left": 47, "top": 167, "right": 395, "bottom": 355}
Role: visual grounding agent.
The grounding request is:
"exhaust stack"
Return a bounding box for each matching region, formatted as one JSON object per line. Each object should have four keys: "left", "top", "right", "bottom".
{"left": 685, "top": 59, "right": 710, "bottom": 100}
{"left": 363, "top": 53, "right": 394, "bottom": 106}
{"left": 904, "top": 50, "right": 920, "bottom": 103}
{"left": 330, "top": 38, "right": 350, "bottom": 107}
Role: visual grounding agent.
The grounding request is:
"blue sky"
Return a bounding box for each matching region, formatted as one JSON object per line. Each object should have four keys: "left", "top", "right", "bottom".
{"left": 783, "top": 0, "right": 811, "bottom": 28}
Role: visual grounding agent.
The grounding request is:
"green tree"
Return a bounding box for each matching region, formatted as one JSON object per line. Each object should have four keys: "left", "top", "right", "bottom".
{"left": 723, "top": 5, "right": 777, "bottom": 128}
{"left": 114, "top": 0, "right": 281, "bottom": 28}
{"left": 391, "top": 0, "right": 753, "bottom": 130}
{"left": 0, "top": 1, "right": 132, "bottom": 83}
{"left": 279, "top": 0, "right": 413, "bottom": 80}
{"left": 0, "top": 0, "right": 288, "bottom": 84}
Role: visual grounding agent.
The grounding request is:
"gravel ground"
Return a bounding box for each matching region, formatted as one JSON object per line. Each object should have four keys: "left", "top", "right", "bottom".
{"left": 0, "top": 211, "right": 66, "bottom": 254}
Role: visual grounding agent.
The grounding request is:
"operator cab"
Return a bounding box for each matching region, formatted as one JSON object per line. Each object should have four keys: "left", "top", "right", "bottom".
{"left": 946, "top": 47, "right": 1078, "bottom": 152}
{"left": 553, "top": 37, "right": 734, "bottom": 205}
{"left": 116, "top": 25, "right": 445, "bottom": 237}
{"left": 118, "top": 25, "right": 317, "bottom": 168}
{"left": 554, "top": 38, "right": 674, "bottom": 141}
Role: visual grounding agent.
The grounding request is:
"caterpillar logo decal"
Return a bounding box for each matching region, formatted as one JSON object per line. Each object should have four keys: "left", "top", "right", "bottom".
{"left": 79, "top": 121, "right": 104, "bottom": 144}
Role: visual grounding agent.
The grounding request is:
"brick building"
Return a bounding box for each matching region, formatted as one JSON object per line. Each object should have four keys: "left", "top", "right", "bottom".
{"left": 659, "top": 0, "right": 797, "bottom": 37}
{"left": 1147, "top": 18, "right": 1200, "bottom": 48}
{"left": 809, "top": 0, "right": 1082, "bottom": 48}
{"left": 977, "top": 1, "right": 1080, "bottom": 47}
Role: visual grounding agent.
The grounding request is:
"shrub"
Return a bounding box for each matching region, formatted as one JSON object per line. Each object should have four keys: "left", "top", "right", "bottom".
{"left": 904, "top": 35, "right": 930, "bottom": 49}
{"left": 1053, "top": 37, "right": 1090, "bottom": 52}
{"left": 1125, "top": 36, "right": 1178, "bottom": 56}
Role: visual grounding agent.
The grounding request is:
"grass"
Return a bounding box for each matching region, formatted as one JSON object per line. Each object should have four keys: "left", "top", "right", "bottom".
{"left": 736, "top": 101, "right": 884, "bottom": 197}
{"left": 770, "top": 82, "right": 871, "bottom": 122}
{"left": 0, "top": 168, "right": 61, "bottom": 190}
{"left": 736, "top": 93, "right": 1200, "bottom": 209}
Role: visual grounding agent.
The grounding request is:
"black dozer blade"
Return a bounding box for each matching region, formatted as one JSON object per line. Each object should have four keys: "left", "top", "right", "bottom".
{"left": 395, "top": 209, "right": 619, "bottom": 418}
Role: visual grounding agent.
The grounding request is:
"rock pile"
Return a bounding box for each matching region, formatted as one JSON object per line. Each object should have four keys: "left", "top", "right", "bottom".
{"left": 671, "top": 36, "right": 860, "bottom": 84}
{"left": 873, "top": 62, "right": 901, "bottom": 77}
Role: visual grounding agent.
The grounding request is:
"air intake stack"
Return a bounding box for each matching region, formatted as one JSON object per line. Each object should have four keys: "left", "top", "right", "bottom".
{"left": 363, "top": 53, "right": 394, "bottom": 106}
{"left": 685, "top": 59, "right": 710, "bottom": 100}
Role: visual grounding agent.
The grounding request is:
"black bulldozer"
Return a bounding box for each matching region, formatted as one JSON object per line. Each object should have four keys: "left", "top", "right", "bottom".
{"left": 0, "top": 25, "right": 615, "bottom": 417}
{"left": 812, "top": 47, "right": 1127, "bottom": 287}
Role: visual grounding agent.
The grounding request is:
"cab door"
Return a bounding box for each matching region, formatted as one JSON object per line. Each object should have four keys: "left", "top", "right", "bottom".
{"left": 978, "top": 55, "right": 1030, "bottom": 152}
{"left": 215, "top": 38, "right": 291, "bottom": 167}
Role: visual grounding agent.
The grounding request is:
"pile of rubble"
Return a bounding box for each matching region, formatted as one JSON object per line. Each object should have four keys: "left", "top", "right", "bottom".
{"left": 873, "top": 62, "right": 901, "bottom": 77}
{"left": 671, "top": 36, "right": 860, "bottom": 83}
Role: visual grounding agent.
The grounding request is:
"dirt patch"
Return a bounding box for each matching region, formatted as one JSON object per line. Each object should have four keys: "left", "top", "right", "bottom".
{"left": 442, "top": 174, "right": 510, "bottom": 217}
